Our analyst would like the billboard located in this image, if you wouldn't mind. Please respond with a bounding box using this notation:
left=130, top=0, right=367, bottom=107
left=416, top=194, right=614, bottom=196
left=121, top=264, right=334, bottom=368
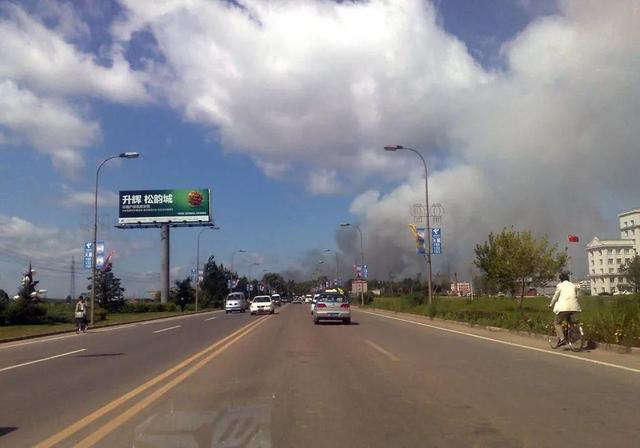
left=118, top=189, right=211, bottom=225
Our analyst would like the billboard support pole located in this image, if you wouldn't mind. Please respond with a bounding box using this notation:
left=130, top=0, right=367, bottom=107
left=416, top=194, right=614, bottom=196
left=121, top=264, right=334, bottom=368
left=160, top=224, right=170, bottom=304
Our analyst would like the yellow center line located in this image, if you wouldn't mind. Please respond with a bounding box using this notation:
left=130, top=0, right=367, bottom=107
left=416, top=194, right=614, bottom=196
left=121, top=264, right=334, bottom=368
left=34, top=316, right=269, bottom=448
left=74, top=315, right=271, bottom=447
left=365, top=339, right=400, bottom=362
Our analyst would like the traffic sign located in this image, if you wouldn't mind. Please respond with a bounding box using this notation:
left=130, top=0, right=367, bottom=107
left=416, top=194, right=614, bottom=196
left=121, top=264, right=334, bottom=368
left=83, top=241, right=105, bottom=269
left=431, top=228, right=442, bottom=254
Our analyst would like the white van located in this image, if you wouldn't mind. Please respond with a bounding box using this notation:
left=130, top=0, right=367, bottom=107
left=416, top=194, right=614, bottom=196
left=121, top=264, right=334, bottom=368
left=225, top=292, right=248, bottom=313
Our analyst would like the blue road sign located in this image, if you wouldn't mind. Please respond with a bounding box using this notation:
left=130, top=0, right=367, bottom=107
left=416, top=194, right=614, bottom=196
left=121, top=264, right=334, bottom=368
left=84, top=241, right=105, bottom=269
left=431, top=228, right=442, bottom=254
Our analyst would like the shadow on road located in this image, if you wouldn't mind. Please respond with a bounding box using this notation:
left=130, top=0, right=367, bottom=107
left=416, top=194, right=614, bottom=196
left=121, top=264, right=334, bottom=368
left=315, top=321, right=359, bottom=326
left=0, top=427, right=18, bottom=438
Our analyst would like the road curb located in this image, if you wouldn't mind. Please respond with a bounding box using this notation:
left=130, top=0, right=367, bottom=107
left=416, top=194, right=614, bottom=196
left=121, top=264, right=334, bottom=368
left=0, top=310, right=219, bottom=344
left=357, top=306, right=640, bottom=355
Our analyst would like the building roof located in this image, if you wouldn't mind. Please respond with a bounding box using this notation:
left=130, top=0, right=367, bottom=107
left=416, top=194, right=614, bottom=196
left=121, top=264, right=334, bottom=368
left=586, top=236, right=635, bottom=249
left=618, top=208, right=640, bottom=218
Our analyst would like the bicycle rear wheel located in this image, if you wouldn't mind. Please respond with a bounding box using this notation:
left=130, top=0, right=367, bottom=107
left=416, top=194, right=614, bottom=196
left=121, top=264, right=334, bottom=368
left=548, top=324, right=561, bottom=349
left=568, top=323, right=584, bottom=352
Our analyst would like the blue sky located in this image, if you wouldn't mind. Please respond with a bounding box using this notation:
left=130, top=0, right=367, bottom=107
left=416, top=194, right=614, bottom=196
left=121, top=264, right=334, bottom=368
left=1, top=0, right=638, bottom=297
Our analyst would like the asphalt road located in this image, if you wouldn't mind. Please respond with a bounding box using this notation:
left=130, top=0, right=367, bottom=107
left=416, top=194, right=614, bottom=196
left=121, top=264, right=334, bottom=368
left=1, top=304, right=639, bottom=447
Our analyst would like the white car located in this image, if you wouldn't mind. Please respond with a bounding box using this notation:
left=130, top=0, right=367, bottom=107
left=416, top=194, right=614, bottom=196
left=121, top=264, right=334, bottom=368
left=250, top=295, right=275, bottom=315
left=304, top=294, right=313, bottom=303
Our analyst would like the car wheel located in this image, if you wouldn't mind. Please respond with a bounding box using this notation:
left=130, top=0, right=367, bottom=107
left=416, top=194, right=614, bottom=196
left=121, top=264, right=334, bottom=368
left=313, top=317, right=319, bottom=325
left=343, top=318, right=351, bottom=325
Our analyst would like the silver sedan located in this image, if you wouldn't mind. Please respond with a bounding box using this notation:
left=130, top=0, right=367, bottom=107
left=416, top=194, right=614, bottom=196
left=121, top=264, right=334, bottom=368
left=312, top=293, right=351, bottom=325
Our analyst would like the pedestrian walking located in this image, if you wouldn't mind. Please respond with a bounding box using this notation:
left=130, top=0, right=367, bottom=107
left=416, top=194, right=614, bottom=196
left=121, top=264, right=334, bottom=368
left=75, top=296, right=88, bottom=333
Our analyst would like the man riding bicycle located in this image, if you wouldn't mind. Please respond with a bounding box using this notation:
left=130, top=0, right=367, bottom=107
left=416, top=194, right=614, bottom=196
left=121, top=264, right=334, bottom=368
left=549, top=272, right=581, bottom=346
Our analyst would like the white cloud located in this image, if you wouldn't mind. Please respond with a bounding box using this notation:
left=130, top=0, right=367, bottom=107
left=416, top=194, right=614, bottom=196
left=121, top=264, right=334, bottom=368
left=113, top=0, right=488, bottom=186
left=0, top=3, right=148, bottom=102
left=0, top=80, right=99, bottom=173
left=60, top=189, right=119, bottom=208
left=308, top=169, right=341, bottom=195
left=108, top=0, right=640, bottom=276
left=0, top=2, right=149, bottom=174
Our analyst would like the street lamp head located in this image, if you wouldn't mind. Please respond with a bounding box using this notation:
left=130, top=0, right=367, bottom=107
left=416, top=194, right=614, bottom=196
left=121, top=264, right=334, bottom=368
left=119, top=151, right=140, bottom=159
left=238, top=249, right=247, bottom=253
left=384, top=145, right=403, bottom=151
left=340, top=222, right=351, bottom=227
left=324, top=249, right=332, bottom=252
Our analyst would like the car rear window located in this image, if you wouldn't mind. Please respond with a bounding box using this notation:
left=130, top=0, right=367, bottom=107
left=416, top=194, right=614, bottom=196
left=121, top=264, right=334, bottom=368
left=254, top=297, right=271, bottom=303
left=318, top=294, right=347, bottom=303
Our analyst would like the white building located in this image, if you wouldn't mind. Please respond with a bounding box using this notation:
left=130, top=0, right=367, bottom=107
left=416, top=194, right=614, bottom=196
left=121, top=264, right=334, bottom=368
left=586, top=209, right=640, bottom=295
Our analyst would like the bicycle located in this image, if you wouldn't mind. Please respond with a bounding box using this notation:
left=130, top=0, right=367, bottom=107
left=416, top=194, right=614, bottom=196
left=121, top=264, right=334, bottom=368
left=548, top=316, right=585, bottom=352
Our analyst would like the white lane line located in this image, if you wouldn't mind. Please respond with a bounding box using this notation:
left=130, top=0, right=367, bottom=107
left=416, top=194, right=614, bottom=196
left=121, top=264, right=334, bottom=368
left=204, top=316, right=217, bottom=321
left=0, top=349, right=87, bottom=373
left=92, top=324, right=139, bottom=333
left=0, top=334, right=78, bottom=350
left=152, top=325, right=181, bottom=334
left=356, top=310, right=640, bottom=375
left=365, top=339, right=400, bottom=362
left=138, top=310, right=223, bottom=325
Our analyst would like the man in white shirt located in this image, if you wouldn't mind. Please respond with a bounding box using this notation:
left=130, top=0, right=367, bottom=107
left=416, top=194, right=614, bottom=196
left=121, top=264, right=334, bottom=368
left=549, top=273, right=581, bottom=345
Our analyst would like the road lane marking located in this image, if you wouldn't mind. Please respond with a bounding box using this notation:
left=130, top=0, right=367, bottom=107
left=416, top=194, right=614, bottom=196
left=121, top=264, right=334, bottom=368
left=153, top=325, right=181, bottom=334
left=34, top=316, right=270, bottom=448
left=0, top=334, right=78, bottom=350
left=365, top=339, right=400, bottom=362
left=0, top=311, right=224, bottom=349
left=73, top=315, right=271, bottom=447
left=0, top=349, right=87, bottom=373
left=356, top=310, right=640, bottom=375
left=204, top=316, right=217, bottom=321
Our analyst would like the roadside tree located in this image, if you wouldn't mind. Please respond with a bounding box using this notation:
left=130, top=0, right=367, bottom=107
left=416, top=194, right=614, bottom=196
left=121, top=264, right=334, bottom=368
left=173, top=277, right=194, bottom=311
left=474, top=228, right=566, bottom=308
left=87, top=269, right=125, bottom=312
left=201, top=256, right=230, bottom=308
left=620, top=255, right=640, bottom=293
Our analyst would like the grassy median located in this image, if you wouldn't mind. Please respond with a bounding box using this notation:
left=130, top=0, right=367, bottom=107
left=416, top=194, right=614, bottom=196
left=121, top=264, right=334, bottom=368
left=365, top=295, right=640, bottom=348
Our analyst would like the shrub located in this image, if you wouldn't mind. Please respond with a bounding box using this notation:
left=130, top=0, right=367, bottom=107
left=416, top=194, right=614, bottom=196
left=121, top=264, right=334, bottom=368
left=6, top=299, right=48, bottom=325
left=165, top=302, right=177, bottom=312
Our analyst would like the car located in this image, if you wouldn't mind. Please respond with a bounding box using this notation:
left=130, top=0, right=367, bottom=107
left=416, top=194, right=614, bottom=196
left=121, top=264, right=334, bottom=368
left=225, top=292, right=248, bottom=313
left=292, top=296, right=303, bottom=304
left=271, top=293, right=282, bottom=306
left=304, top=294, right=313, bottom=303
left=250, top=295, right=275, bottom=315
left=312, top=292, right=350, bottom=325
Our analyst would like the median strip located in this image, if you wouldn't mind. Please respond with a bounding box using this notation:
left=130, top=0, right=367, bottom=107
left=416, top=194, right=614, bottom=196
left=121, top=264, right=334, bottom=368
left=0, top=349, right=87, bottom=373
left=34, top=315, right=270, bottom=448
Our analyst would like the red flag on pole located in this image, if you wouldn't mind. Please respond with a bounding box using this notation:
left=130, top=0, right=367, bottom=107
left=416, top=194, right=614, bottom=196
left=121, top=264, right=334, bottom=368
left=568, top=235, right=579, bottom=243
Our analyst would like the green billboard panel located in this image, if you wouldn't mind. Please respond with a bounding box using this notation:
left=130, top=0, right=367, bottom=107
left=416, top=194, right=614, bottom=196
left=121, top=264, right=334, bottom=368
left=118, top=189, right=211, bottom=225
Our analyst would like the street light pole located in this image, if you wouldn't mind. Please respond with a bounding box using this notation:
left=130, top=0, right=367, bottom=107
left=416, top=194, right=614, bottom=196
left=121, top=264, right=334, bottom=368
left=91, top=152, right=139, bottom=325
left=384, top=144, right=433, bottom=305
left=340, top=223, right=365, bottom=306
left=195, top=225, right=218, bottom=312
